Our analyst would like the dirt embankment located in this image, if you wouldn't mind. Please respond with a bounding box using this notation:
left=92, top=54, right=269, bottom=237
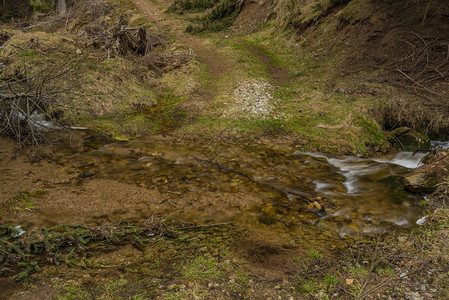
left=236, top=0, right=449, bottom=137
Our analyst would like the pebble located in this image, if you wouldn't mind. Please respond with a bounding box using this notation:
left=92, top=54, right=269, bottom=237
left=405, top=291, right=423, bottom=300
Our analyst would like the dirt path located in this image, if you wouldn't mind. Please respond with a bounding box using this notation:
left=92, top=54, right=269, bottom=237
left=131, top=0, right=228, bottom=81
left=241, top=42, right=292, bottom=84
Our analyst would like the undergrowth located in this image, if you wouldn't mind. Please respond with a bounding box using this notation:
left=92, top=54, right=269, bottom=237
left=0, top=219, right=176, bottom=281
left=168, top=0, right=219, bottom=13
left=185, top=0, right=243, bottom=33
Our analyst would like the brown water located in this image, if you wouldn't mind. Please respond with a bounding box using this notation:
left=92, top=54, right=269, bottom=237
left=33, top=136, right=427, bottom=237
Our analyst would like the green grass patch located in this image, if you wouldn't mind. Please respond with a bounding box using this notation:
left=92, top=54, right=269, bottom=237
left=56, top=278, right=158, bottom=300
left=182, top=256, right=224, bottom=282
left=307, top=250, right=323, bottom=261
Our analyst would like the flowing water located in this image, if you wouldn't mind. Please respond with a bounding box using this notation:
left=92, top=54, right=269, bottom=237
left=29, top=136, right=434, bottom=237
left=2, top=132, right=441, bottom=238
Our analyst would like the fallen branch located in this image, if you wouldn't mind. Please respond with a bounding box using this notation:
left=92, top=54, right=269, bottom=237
left=175, top=222, right=234, bottom=230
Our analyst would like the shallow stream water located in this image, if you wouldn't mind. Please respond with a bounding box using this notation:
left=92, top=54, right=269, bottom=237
left=43, top=136, right=445, bottom=237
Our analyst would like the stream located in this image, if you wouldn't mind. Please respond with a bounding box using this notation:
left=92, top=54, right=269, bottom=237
left=32, top=137, right=446, bottom=238
left=2, top=133, right=447, bottom=238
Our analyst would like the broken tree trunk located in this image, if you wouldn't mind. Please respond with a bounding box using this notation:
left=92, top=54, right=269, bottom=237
left=58, top=0, right=66, bottom=16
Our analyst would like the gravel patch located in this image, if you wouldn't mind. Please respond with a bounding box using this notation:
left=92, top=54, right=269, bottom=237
left=224, top=80, right=279, bottom=119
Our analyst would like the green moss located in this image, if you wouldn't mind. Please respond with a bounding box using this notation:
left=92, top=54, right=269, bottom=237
left=424, top=175, right=438, bottom=190
left=353, top=115, right=388, bottom=148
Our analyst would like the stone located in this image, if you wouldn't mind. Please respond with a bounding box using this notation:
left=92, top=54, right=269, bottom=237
left=388, top=127, right=430, bottom=151
left=405, top=291, right=424, bottom=300
left=398, top=236, right=407, bottom=243
left=76, top=49, right=82, bottom=55
left=345, top=278, right=354, bottom=285
left=404, top=169, right=437, bottom=193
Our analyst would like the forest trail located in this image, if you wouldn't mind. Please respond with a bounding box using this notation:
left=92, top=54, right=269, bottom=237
left=130, top=0, right=229, bottom=110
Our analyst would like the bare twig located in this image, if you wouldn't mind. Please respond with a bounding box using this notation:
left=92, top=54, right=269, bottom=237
left=175, top=222, right=233, bottom=230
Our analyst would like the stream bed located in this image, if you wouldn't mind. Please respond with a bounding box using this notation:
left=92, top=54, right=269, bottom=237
left=2, top=136, right=446, bottom=238
left=41, top=137, right=445, bottom=237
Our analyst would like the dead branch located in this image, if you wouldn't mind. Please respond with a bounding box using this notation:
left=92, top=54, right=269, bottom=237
left=175, top=222, right=234, bottom=230
left=0, top=61, right=82, bottom=146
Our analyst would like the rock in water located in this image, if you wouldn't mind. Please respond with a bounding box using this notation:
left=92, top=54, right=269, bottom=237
left=403, top=168, right=437, bottom=192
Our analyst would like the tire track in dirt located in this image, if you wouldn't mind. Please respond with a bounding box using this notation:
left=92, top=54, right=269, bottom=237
left=240, top=42, right=291, bottom=85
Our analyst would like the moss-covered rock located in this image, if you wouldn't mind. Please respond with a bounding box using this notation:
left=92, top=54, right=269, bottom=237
left=387, top=127, right=431, bottom=151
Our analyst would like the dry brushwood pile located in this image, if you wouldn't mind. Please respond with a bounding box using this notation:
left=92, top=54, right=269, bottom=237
left=383, top=31, right=449, bottom=134
left=0, top=218, right=178, bottom=281
left=0, top=63, right=77, bottom=145
left=65, top=0, right=194, bottom=72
